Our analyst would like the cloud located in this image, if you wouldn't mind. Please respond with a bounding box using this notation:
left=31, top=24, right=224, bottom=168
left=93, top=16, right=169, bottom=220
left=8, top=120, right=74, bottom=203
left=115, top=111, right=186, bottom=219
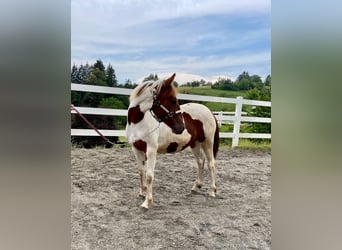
left=72, top=14, right=269, bottom=57
left=72, top=50, right=270, bottom=83
left=71, top=0, right=271, bottom=83
left=72, top=0, right=270, bottom=36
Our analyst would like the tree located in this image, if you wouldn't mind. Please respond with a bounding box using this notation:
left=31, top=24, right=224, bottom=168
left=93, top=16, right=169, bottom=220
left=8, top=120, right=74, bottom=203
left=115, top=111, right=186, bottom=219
left=245, top=86, right=271, bottom=141
left=71, top=64, right=78, bottom=83
left=93, top=59, right=105, bottom=72
left=76, top=63, right=92, bottom=84
left=237, top=78, right=252, bottom=90
left=191, top=80, right=200, bottom=87
left=220, top=78, right=236, bottom=90
left=123, top=79, right=137, bottom=89
left=212, top=76, right=246, bottom=90
left=82, top=61, right=107, bottom=106
left=264, top=74, right=271, bottom=86
left=143, top=73, right=159, bottom=82
left=236, top=71, right=250, bottom=83
left=71, top=60, right=120, bottom=148
left=71, top=64, right=81, bottom=105
left=250, top=74, right=263, bottom=90
left=250, top=74, right=262, bottom=83
left=86, top=68, right=106, bottom=86
left=105, top=64, right=118, bottom=87
left=236, top=71, right=252, bottom=90
left=71, top=63, right=92, bottom=106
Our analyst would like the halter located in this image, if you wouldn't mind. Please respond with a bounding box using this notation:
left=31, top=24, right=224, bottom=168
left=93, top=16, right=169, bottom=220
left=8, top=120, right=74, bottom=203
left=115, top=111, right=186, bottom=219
left=150, top=91, right=182, bottom=123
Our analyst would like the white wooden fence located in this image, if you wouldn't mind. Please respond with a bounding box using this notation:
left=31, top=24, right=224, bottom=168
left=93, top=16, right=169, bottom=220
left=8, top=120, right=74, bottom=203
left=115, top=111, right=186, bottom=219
left=71, top=83, right=271, bottom=147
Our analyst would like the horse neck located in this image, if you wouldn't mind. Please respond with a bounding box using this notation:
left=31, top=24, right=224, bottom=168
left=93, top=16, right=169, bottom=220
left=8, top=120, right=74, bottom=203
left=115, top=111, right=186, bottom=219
left=128, top=93, right=157, bottom=135
left=129, top=95, right=153, bottom=114
left=129, top=82, right=159, bottom=113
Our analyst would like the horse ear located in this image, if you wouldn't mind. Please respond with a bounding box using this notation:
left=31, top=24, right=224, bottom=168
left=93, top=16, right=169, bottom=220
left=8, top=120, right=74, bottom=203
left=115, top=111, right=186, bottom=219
left=163, top=73, right=176, bottom=87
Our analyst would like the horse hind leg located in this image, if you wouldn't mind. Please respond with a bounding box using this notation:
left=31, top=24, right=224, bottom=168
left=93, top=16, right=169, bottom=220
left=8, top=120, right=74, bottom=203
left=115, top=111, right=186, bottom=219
left=191, top=144, right=205, bottom=193
left=202, top=142, right=217, bottom=197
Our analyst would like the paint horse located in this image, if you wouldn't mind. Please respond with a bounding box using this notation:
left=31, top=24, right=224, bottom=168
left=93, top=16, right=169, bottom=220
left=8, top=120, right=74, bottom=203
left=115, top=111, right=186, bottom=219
left=126, top=73, right=219, bottom=209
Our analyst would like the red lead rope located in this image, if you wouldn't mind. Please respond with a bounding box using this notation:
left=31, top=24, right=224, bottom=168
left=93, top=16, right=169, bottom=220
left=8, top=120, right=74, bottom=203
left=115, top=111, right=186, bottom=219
left=70, top=104, right=114, bottom=145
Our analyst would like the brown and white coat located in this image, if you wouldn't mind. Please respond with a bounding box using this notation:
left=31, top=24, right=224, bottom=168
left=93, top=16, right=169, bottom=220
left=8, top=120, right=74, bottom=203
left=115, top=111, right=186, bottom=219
left=125, top=74, right=219, bottom=209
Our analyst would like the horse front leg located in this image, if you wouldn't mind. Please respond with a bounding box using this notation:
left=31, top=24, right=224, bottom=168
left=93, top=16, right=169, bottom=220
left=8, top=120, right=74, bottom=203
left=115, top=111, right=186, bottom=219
left=132, top=147, right=147, bottom=197
left=141, top=148, right=157, bottom=209
left=138, top=161, right=147, bottom=197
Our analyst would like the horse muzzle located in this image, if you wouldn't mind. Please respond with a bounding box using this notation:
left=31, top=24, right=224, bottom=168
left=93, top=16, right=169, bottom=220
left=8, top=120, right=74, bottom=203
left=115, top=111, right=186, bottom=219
left=172, top=123, right=185, bottom=134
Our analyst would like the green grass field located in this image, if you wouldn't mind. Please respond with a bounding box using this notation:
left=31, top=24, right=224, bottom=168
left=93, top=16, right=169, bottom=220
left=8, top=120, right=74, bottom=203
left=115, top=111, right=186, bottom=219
left=177, top=86, right=247, bottom=111
left=177, top=85, right=246, bottom=98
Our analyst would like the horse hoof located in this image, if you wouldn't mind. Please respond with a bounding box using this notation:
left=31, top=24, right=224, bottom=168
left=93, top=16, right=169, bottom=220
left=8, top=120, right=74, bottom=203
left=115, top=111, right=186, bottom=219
left=191, top=189, right=199, bottom=194
left=208, top=186, right=217, bottom=197
left=140, top=205, right=149, bottom=210
left=141, top=203, right=148, bottom=209
left=191, top=184, right=202, bottom=193
left=208, top=190, right=216, bottom=198
left=141, top=199, right=152, bottom=209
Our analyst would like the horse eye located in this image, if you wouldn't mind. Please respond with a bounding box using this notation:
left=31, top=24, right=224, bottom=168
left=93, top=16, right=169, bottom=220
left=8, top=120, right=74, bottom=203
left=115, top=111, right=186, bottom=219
left=170, top=99, right=177, bottom=105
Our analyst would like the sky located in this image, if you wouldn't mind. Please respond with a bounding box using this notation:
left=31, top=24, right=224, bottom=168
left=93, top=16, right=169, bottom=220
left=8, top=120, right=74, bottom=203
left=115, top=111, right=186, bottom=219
left=71, top=0, right=271, bottom=84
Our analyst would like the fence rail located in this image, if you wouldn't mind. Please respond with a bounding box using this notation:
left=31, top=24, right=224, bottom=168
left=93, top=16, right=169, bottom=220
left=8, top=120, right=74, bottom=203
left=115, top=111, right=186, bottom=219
left=71, top=83, right=271, bottom=147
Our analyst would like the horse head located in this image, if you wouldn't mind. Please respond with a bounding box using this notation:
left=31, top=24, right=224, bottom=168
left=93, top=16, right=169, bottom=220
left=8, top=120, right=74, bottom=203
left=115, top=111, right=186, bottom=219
left=150, top=73, right=185, bottom=134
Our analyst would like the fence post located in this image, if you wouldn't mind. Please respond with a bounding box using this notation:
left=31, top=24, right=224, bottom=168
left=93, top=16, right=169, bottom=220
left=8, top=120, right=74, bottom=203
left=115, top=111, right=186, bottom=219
left=232, top=96, right=243, bottom=147
left=218, top=111, right=223, bottom=126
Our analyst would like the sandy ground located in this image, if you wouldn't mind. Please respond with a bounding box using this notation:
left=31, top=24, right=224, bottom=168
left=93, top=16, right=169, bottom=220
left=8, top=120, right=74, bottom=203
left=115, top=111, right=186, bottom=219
left=71, top=146, right=271, bottom=249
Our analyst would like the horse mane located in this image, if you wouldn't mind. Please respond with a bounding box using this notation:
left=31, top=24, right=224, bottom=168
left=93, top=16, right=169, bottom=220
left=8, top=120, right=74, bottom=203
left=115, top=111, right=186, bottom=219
left=129, top=77, right=172, bottom=106
left=129, top=81, right=154, bottom=106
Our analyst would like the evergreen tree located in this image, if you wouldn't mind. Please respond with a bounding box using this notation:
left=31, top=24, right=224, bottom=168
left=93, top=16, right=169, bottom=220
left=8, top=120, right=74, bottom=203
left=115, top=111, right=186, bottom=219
left=71, top=63, right=91, bottom=105
left=71, top=64, right=78, bottom=83
left=77, top=63, right=92, bottom=84
left=143, top=73, right=159, bottom=82
left=106, top=64, right=117, bottom=87
left=93, top=59, right=105, bottom=72
left=82, top=62, right=107, bottom=106
left=86, top=67, right=106, bottom=86
left=124, top=79, right=137, bottom=89
left=71, top=60, right=129, bottom=148
left=77, top=64, right=85, bottom=83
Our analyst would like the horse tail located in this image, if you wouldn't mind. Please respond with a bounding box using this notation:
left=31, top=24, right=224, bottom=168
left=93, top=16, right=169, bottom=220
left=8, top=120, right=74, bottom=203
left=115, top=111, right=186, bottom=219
left=213, top=114, right=219, bottom=159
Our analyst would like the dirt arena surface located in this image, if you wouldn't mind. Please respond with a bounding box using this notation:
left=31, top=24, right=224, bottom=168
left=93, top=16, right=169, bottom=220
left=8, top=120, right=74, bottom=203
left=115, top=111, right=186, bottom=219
left=71, top=146, right=271, bottom=249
